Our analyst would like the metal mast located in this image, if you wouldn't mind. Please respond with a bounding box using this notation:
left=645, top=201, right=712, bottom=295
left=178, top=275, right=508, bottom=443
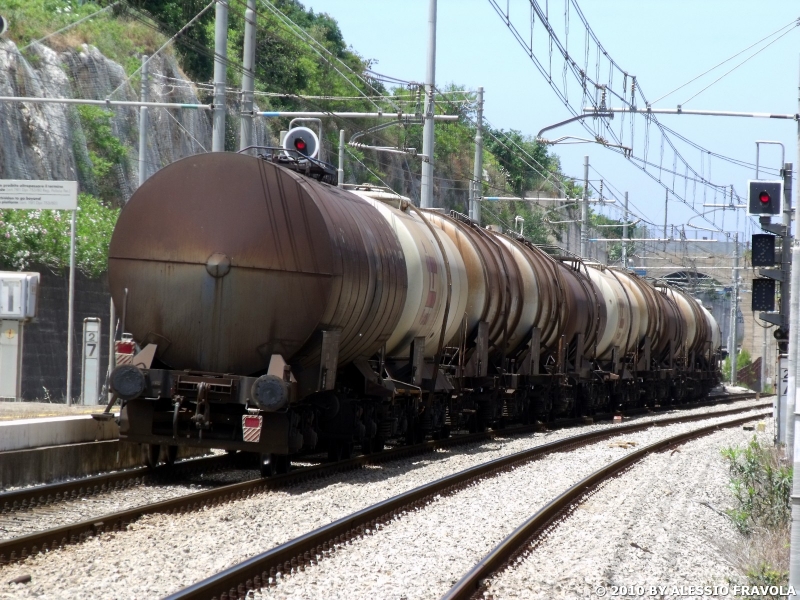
left=138, top=55, right=149, bottom=186
left=470, top=86, right=484, bottom=223
left=212, top=0, right=229, bottom=152
left=420, top=0, right=437, bottom=208
left=239, top=0, right=256, bottom=152
left=788, top=55, right=800, bottom=593
left=729, top=232, right=739, bottom=386
left=580, top=155, right=589, bottom=257
left=622, top=191, right=629, bottom=268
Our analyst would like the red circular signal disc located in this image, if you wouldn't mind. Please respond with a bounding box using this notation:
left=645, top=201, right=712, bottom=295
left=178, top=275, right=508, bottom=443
left=295, top=139, right=307, bottom=150
left=759, top=191, right=770, bottom=204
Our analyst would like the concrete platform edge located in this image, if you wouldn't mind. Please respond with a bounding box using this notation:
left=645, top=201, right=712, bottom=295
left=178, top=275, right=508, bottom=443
left=0, top=441, right=203, bottom=488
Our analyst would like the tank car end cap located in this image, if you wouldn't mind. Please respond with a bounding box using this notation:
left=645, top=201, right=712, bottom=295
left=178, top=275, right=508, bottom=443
left=110, top=365, right=146, bottom=401
left=252, top=374, right=289, bottom=412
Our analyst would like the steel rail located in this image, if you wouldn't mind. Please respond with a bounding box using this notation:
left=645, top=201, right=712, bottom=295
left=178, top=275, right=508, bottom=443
left=0, top=391, right=755, bottom=516
left=440, top=411, right=770, bottom=600
left=0, top=393, right=762, bottom=567
left=0, top=416, right=545, bottom=520
left=0, top=414, right=555, bottom=566
left=0, top=453, right=234, bottom=515
left=162, top=402, right=769, bottom=600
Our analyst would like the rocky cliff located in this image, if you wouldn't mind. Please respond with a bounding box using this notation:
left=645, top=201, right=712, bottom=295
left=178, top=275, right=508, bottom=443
left=0, top=39, right=272, bottom=201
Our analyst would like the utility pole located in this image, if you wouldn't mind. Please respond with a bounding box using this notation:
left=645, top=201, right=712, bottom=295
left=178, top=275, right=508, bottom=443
left=783, top=160, right=795, bottom=448
left=663, top=189, right=669, bottom=252
left=239, top=0, right=256, bottom=152
left=138, top=55, right=148, bottom=186
left=338, top=129, right=345, bottom=187
left=729, top=232, right=739, bottom=386
left=469, top=86, right=484, bottom=224
left=580, top=155, right=589, bottom=258
left=788, top=56, right=800, bottom=594
left=622, top=191, right=629, bottom=268
left=65, top=209, right=76, bottom=404
left=788, top=224, right=800, bottom=448
left=763, top=313, right=768, bottom=395
left=212, top=0, right=228, bottom=152
left=420, top=0, right=437, bottom=208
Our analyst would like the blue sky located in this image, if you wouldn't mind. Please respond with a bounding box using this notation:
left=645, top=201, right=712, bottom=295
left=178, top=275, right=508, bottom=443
left=304, top=0, right=799, bottom=240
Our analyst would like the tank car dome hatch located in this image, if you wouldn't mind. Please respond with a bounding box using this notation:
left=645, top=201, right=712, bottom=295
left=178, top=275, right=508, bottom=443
left=108, top=153, right=407, bottom=375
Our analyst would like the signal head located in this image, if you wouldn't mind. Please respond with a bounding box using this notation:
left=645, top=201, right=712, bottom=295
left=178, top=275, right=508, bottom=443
left=282, top=126, right=319, bottom=159
left=747, top=179, right=782, bottom=216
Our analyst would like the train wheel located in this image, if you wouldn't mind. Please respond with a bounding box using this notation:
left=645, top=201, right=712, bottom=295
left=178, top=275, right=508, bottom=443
left=259, top=453, right=277, bottom=477
left=143, top=443, right=160, bottom=469
left=327, top=441, right=353, bottom=461
left=467, top=414, right=485, bottom=434
left=341, top=442, right=353, bottom=460
left=164, top=445, right=178, bottom=466
left=275, top=454, right=291, bottom=475
left=432, top=425, right=451, bottom=440
left=327, top=443, right=343, bottom=462
left=366, top=437, right=385, bottom=453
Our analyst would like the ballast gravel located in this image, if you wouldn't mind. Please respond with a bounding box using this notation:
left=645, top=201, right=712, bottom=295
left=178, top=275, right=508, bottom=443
left=485, top=426, right=769, bottom=599
left=0, top=399, right=767, bottom=600
left=0, top=467, right=259, bottom=541
left=251, top=410, right=766, bottom=600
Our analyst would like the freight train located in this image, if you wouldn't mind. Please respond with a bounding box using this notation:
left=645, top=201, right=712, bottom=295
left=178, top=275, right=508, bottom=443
left=106, top=149, right=721, bottom=475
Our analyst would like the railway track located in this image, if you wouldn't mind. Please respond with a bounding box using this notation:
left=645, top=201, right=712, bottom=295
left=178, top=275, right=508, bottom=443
left=0, top=389, right=759, bottom=516
left=160, top=400, right=770, bottom=600
left=0, top=453, right=235, bottom=514
left=0, top=393, right=764, bottom=570
left=439, top=414, right=764, bottom=600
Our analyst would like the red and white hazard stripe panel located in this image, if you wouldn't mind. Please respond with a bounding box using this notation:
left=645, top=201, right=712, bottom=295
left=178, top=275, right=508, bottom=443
left=242, top=415, right=263, bottom=443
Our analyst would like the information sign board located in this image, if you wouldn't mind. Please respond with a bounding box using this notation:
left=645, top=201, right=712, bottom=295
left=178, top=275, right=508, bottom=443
left=0, top=180, right=78, bottom=210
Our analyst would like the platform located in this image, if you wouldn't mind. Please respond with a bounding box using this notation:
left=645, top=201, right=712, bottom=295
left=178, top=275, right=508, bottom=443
left=0, top=401, right=204, bottom=487
left=0, top=400, right=107, bottom=421
left=0, top=413, right=119, bottom=452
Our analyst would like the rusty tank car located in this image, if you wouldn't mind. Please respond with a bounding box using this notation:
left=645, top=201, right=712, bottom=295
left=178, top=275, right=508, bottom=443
left=107, top=150, right=720, bottom=475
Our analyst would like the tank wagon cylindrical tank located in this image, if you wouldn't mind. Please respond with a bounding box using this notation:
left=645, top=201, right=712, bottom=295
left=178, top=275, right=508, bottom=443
left=107, top=152, right=721, bottom=473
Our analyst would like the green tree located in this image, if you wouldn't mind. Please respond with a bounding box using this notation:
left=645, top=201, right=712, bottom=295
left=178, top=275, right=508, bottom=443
left=0, top=194, right=119, bottom=277
left=75, top=105, right=128, bottom=205
left=722, top=348, right=752, bottom=381
left=484, top=128, right=552, bottom=197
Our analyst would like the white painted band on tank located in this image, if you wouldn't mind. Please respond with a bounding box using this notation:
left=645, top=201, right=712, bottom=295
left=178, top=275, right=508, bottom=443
left=612, top=269, right=650, bottom=347
left=424, top=213, right=486, bottom=341
left=493, top=235, right=541, bottom=352
left=670, top=289, right=700, bottom=356
left=354, top=195, right=468, bottom=357
left=586, top=266, right=637, bottom=360
left=698, top=302, right=721, bottom=360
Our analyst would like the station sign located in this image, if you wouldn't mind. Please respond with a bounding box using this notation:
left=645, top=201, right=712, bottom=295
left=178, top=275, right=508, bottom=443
left=0, top=180, right=78, bottom=210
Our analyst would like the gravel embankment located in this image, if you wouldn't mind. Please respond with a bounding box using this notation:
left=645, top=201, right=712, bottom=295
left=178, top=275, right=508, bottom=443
left=486, top=426, right=767, bottom=599
left=0, top=401, right=768, bottom=600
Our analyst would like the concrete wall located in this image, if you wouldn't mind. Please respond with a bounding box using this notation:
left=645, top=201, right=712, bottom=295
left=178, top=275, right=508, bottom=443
left=19, top=265, right=111, bottom=402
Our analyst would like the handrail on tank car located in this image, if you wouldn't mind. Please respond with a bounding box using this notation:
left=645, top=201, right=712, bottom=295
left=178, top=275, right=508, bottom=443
left=237, top=145, right=337, bottom=171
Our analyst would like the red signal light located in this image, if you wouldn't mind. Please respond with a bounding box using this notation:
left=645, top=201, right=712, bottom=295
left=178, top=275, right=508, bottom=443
left=759, top=191, right=771, bottom=204
left=294, top=139, right=307, bottom=151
